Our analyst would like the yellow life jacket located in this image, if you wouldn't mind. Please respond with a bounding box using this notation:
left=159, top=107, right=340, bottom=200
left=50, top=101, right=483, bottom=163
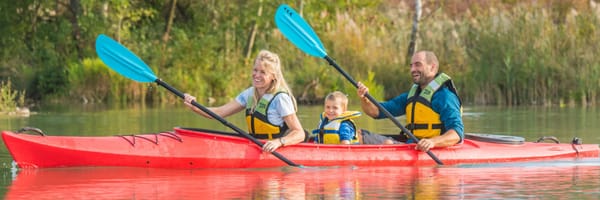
left=312, top=111, right=362, bottom=144
left=245, top=91, right=289, bottom=139
left=405, top=73, right=461, bottom=139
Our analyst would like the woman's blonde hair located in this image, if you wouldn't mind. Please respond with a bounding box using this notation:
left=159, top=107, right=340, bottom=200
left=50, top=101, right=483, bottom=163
left=252, top=50, right=297, bottom=110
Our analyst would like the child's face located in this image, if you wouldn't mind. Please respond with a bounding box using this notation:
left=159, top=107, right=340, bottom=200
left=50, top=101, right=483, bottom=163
left=324, top=98, right=345, bottom=120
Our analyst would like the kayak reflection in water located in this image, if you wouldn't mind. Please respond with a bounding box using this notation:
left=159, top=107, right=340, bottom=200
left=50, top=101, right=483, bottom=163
left=183, top=50, right=305, bottom=152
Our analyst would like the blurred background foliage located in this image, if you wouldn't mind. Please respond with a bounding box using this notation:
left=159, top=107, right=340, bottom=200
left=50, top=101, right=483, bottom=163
left=1, top=0, right=599, bottom=110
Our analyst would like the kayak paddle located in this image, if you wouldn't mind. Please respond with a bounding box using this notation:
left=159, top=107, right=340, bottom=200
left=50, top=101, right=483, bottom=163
left=274, top=4, right=444, bottom=165
left=95, top=34, right=302, bottom=167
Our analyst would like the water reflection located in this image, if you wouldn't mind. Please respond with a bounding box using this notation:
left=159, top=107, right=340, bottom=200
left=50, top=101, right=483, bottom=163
left=4, top=163, right=600, bottom=199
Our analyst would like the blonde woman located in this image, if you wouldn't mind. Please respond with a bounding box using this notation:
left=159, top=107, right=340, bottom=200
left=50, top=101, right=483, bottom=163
left=183, top=50, right=305, bottom=152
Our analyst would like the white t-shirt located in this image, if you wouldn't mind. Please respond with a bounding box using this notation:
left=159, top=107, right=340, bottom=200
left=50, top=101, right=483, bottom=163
left=235, top=87, right=295, bottom=126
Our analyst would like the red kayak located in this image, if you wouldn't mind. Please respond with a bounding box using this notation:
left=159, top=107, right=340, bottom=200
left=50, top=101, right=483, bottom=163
left=2, top=127, right=598, bottom=168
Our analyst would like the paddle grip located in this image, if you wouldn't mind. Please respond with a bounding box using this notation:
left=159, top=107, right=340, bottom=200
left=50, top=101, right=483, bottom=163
left=324, top=56, right=443, bottom=165
left=154, top=79, right=301, bottom=167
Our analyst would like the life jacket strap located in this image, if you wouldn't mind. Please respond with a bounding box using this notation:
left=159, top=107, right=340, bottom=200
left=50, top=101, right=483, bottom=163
left=406, top=123, right=443, bottom=130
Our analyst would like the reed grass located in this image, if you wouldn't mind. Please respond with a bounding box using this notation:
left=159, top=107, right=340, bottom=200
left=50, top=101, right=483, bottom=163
left=0, top=79, right=25, bottom=112
left=9, top=1, right=599, bottom=107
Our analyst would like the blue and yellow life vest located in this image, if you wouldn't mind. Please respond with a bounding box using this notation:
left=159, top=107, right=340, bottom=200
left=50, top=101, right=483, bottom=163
left=405, top=73, right=461, bottom=139
left=245, top=91, right=289, bottom=139
left=312, top=111, right=362, bottom=144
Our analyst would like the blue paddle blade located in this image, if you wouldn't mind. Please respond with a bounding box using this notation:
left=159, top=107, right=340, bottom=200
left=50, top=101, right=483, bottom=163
left=275, top=4, right=327, bottom=58
left=95, top=34, right=157, bottom=83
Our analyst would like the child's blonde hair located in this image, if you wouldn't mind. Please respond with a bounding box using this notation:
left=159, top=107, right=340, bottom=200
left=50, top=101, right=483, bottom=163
left=325, top=91, right=348, bottom=109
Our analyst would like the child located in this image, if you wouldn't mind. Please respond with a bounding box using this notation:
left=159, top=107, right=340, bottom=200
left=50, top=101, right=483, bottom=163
left=312, top=91, right=396, bottom=144
left=312, top=91, right=361, bottom=144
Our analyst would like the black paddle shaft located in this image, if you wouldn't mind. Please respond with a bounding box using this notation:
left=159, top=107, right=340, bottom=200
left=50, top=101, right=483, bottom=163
left=324, top=56, right=444, bottom=165
left=154, top=79, right=302, bottom=167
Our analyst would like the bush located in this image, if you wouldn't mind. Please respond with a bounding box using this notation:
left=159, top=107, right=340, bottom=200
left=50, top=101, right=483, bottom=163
left=0, top=79, right=25, bottom=112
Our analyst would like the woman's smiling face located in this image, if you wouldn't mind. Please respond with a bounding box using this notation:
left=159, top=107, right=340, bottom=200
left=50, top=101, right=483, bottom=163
left=252, top=63, right=274, bottom=91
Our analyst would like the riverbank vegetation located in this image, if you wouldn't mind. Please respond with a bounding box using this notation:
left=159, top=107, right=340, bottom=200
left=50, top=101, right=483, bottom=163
left=0, top=80, right=26, bottom=114
left=1, top=0, right=599, bottom=108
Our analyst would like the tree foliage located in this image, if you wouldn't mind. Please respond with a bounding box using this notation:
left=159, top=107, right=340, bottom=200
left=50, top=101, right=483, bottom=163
left=1, top=0, right=599, bottom=107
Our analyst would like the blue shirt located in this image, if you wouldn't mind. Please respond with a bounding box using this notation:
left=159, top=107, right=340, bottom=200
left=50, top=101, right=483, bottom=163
left=376, top=86, right=464, bottom=141
left=338, top=121, right=355, bottom=141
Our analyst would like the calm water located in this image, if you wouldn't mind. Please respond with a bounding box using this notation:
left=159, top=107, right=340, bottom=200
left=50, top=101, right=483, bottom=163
left=1, top=104, right=600, bottom=199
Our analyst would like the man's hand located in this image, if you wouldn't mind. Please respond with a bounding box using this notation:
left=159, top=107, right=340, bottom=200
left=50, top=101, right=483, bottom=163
left=357, top=82, right=369, bottom=100
left=416, top=138, right=435, bottom=152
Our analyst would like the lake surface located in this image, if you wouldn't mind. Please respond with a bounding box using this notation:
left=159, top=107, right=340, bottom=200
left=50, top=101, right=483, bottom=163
left=1, top=104, right=600, bottom=199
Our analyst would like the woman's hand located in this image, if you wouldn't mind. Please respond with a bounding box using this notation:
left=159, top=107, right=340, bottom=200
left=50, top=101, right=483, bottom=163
left=262, top=139, right=284, bottom=152
left=183, top=93, right=195, bottom=104
left=183, top=93, right=197, bottom=110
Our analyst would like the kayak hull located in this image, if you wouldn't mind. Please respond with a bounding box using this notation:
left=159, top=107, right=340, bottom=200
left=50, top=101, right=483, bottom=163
left=2, top=127, right=598, bottom=168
